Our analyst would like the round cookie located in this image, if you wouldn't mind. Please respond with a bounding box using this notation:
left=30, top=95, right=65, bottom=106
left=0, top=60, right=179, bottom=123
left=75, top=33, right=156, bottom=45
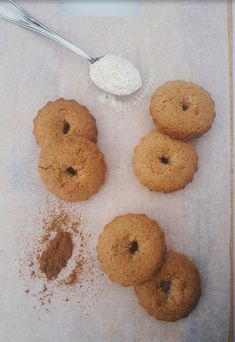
left=133, top=131, right=198, bottom=193
left=33, top=98, right=98, bottom=148
left=134, top=251, right=201, bottom=322
left=150, top=80, right=215, bottom=140
left=38, top=136, right=106, bottom=201
left=96, top=214, right=166, bottom=287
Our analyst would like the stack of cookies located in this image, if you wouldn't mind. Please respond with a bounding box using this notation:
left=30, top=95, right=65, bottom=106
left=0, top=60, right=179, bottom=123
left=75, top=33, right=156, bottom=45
left=33, top=98, right=106, bottom=201
left=97, top=213, right=201, bottom=322
left=133, top=80, right=215, bottom=193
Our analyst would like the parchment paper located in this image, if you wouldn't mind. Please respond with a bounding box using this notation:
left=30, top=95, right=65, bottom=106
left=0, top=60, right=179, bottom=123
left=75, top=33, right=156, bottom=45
left=0, top=1, right=231, bottom=341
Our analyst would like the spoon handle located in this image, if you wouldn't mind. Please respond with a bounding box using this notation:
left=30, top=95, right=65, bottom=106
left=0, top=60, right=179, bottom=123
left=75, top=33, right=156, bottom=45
left=0, top=0, right=95, bottom=63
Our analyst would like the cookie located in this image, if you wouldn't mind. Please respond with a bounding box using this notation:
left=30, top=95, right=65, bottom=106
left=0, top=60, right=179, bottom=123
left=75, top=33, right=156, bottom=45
left=38, top=136, right=106, bottom=201
left=150, top=80, right=215, bottom=140
left=33, top=98, right=98, bottom=148
left=133, top=131, right=198, bottom=193
left=134, top=251, right=201, bottom=322
left=96, top=214, right=166, bottom=287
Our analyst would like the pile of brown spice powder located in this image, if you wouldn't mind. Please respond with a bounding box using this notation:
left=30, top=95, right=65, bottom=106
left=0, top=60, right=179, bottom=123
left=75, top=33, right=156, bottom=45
left=39, top=229, right=73, bottom=280
left=19, top=207, right=102, bottom=311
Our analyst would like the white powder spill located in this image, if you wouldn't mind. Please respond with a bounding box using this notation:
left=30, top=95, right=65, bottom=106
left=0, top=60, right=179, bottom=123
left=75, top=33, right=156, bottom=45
left=98, top=68, right=156, bottom=112
left=89, top=54, right=142, bottom=96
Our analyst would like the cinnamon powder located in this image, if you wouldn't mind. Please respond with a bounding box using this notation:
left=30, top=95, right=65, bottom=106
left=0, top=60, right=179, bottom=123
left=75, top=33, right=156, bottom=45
left=63, top=260, right=84, bottom=286
left=39, top=229, right=73, bottom=280
left=20, top=208, right=98, bottom=310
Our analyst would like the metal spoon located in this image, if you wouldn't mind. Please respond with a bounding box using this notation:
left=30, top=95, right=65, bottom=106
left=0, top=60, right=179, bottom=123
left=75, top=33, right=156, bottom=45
left=0, top=0, right=142, bottom=95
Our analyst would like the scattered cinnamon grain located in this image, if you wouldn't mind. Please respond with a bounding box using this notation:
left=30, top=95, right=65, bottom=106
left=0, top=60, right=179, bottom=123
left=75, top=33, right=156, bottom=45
left=63, top=260, right=84, bottom=286
left=71, top=221, right=79, bottom=233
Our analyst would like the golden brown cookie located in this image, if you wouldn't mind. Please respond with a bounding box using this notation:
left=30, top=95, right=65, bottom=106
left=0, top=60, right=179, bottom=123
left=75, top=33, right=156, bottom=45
left=133, top=131, right=198, bottom=193
left=38, top=136, right=106, bottom=201
left=33, top=98, right=98, bottom=148
left=134, top=251, right=201, bottom=322
left=150, top=80, right=215, bottom=140
left=96, top=214, right=166, bottom=287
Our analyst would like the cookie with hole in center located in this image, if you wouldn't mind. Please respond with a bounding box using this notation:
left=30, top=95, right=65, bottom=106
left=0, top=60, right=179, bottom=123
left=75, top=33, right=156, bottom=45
left=33, top=98, right=98, bottom=148
left=96, top=214, right=166, bottom=287
left=134, top=251, right=201, bottom=322
left=133, top=131, right=198, bottom=193
left=150, top=80, right=215, bottom=140
left=38, top=136, right=106, bottom=201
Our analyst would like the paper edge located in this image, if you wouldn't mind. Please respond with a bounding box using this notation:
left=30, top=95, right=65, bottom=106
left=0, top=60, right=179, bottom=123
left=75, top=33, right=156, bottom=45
left=227, top=0, right=234, bottom=341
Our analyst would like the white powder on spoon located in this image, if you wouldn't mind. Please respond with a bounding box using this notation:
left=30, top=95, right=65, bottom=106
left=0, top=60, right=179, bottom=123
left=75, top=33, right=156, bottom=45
left=89, top=54, right=142, bottom=96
